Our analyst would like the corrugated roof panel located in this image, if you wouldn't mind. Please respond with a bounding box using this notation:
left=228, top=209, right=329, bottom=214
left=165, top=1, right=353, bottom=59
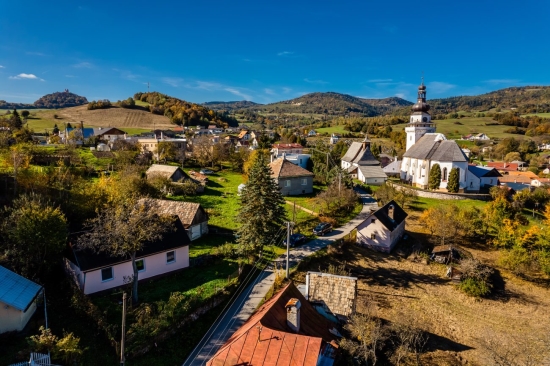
left=0, top=266, right=42, bottom=311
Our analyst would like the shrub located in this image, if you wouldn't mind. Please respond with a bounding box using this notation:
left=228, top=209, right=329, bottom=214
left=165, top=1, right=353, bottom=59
left=212, top=242, right=237, bottom=258
left=459, top=277, right=490, bottom=297
left=498, top=247, right=531, bottom=274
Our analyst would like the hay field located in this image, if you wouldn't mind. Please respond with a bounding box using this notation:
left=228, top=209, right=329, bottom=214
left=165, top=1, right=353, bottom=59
left=35, top=105, right=174, bottom=130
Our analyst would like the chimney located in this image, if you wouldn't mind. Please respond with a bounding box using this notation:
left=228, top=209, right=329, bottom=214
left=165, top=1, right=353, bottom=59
left=285, top=298, right=301, bottom=333
left=388, top=204, right=395, bottom=220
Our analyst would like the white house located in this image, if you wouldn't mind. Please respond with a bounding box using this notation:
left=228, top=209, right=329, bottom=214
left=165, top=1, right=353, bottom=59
left=329, top=134, right=340, bottom=145
left=466, top=165, right=502, bottom=192
left=93, top=127, right=127, bottom=142
left=0, top=266, right=43, bottom=333
left=356, top=201, right=407, bottom=253
left=341, top=138, right=387, bottom=185
left=66, top=220, right=191, bottom=295
left=383, top=159, right=401, bottom=177
left=308, top=129, right=317, bottom=137
left=472, top=133, right=490, bottom=141
left=400, top=82, right=469, bottom=190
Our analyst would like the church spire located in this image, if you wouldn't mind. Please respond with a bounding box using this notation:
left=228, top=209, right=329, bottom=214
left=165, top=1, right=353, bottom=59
left=412, top=78, right=430, bottom=113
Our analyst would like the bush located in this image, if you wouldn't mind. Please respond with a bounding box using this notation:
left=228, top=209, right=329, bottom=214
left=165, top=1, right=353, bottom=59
left=459, top=277, right=490, bottom=297
left=498, top=247, right=532, bottom=274
left=212, top=242, right=237, bottom=258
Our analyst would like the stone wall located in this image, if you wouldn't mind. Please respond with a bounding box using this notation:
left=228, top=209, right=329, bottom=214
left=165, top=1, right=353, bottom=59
left=389, top=182, right=491, bottom=201
left=306, top=272, right=357, bottom=318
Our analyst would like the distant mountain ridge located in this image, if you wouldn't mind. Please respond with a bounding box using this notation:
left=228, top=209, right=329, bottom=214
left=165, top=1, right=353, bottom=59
left=0, top=90, right=88, bottom=109
left=202, top=100, right=261, bottom=111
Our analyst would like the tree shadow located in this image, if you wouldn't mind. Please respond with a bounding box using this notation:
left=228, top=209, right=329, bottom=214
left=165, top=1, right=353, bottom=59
left=425, top=332, right=474, bottom=353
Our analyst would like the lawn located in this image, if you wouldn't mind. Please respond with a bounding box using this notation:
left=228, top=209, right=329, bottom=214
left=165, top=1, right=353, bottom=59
left=315, top=124, right=348, bottom=134
left=521, top=112, right=550, bottom=118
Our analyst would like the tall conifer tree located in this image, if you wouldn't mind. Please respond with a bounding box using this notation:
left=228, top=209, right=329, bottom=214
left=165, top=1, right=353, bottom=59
left=428, top=164, right=441, bottom=190
left=236, top=151, right=286, bottom=258
left=447, top=167, right=460, bottom=193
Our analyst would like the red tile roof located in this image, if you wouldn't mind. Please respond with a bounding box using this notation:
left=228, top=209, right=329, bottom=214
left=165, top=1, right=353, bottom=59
left=207, top=282, right=338, bottom=366
left=486, top=162, right=519, bottom=171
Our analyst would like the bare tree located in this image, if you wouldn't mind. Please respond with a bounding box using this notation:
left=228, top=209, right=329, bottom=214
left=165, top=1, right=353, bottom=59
left=76, top=197, right=174, bottom=304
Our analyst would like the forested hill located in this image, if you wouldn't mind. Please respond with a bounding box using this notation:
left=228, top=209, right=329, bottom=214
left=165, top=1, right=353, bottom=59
left=202, top=100, right=261, bottom=112
left=133, top=91, right=239, bottom=127
left=393, top=86, right=550, bottom=116
left=0, top=90, right=88, bottom=109
left=249, top=92, right=413, bottom=117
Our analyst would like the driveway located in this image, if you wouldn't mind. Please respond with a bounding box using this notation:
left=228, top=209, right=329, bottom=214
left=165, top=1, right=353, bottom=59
left=183, top=188, right=375, bottom=366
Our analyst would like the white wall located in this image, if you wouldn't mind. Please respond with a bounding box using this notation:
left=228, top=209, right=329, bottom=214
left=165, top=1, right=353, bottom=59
left=83, top=246, right=189, bottom=294
left=466, top=170, right=481, bottom=192
left=0, top=300, right=37, bottom=333
left=356, top=219, right=405, bottom=253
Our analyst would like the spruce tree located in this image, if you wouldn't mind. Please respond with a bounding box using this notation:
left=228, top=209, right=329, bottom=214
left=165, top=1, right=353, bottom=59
left=10, top=108, right=22, bottom=129
left=428, top=164, right=441, bottom=190
left=236, top=151, right=286, bottom=258
left=447, top=167, right=460, bottom=193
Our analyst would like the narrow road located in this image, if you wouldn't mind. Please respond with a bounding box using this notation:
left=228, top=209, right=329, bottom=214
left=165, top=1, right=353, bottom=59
left=183, top=189, right=376, bottom=366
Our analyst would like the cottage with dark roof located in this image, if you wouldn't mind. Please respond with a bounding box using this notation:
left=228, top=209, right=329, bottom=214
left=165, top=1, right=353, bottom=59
left=269, top=157, right=314, bottom=196
left=0, top=266, right=43, bottom=333
left=341, top=137, right=387, bottom=185
left=207, top=282, right=339, bottom=366
left=65, top=219, right=190, bottom=295
left=356, top=200, right=407, bottom=253
left=400, top=82, right=469, bottom=190
left=146, top=164, right=189, bottom=182
left=466, top=165, right=501, bottom=192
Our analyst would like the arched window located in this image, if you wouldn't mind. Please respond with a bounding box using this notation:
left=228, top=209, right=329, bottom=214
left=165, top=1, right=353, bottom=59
left=442, top=167, right=448, bottom=181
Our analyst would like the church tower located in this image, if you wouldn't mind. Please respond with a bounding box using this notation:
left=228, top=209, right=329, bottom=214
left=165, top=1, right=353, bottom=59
left=405, top=80, right=435, bottom=151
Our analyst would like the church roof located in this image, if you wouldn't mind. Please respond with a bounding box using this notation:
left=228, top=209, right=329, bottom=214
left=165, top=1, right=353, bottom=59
left=404, top=134, right=467, bottom=162
left=352, top=146, right=380, bottom=166
left=341, top=142, right=362, bottom=163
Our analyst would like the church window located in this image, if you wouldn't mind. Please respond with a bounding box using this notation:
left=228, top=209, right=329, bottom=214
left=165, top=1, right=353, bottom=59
left=442, top=167, right=448, bottom=181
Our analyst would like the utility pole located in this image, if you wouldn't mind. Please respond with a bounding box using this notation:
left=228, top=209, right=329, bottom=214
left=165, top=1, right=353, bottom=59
left=286, top=221, right=292, bottom=279
left=120, top=292, right=127, bottom=366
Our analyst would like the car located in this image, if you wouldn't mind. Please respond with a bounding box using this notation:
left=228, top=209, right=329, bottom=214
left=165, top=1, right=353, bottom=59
left=313, top=223, right=332, bottom=236
left=199, top=168, right=214, bottom=175
left=283, top=233, right=307, bottom=247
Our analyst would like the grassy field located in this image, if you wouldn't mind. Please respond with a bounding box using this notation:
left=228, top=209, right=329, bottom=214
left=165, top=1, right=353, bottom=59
left=315, top=124, right=348, bottom=134
left=521, top=112, right=550, bottom=118
left=393, top=117, right=523, bottom=140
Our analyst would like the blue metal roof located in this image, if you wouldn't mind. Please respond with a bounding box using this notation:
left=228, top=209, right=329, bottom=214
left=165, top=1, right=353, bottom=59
left=0, top=266, right=42, bottom=311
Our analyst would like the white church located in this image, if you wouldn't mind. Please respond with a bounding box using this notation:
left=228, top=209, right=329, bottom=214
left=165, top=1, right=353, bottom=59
left=400, top=82, right=468, bottom=190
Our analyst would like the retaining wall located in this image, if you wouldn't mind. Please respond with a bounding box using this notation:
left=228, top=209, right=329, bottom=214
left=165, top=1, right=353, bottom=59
left=389, top=182, right=491, bottom=201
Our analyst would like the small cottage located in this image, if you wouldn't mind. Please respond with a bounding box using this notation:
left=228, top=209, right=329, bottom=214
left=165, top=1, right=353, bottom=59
left=146, top=164, right=189, bottom=182
left=139, top=198, right=209, bottom=240
left=0, top=266, right=43, bottom=333
left=269, top=157, right=314, bottom=196
left=356, top=200, right=407, bottom=253
left=65, top=220, right=190, bottom=295
left=341, top=137, right=387, bottom=185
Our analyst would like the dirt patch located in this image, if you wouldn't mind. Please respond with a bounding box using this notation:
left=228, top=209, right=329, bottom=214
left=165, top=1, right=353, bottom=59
left=40, top=105, right=174, bottom=129
left=293, top=242, right=550, bottom=365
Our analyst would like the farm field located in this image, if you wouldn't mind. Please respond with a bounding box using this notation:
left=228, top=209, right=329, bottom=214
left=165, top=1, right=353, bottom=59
left=521, top=112, right=550, bottom=118
left=315, top=124, right=348, bottom=134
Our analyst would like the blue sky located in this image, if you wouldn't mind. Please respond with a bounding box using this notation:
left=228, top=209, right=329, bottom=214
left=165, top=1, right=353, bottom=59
left=1, top=0, right=549, bottom=104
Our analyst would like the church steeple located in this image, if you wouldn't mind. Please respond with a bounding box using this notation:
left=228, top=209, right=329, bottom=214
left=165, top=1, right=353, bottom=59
left=412, top=78, right=430, bottom=113
left=405, top=79, right=435, bottom=151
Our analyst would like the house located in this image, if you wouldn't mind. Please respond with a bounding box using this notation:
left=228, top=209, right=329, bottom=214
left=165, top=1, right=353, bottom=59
left=208, top=125, right=224, bottom=135
left=486, top=162, right=519, bottom=172
left=139, top=198, right=209, bottom=241
left=329, top=134, right=340, bottom=145
left=237, top=130, right=251, bottom=141
left=499, top=171, right=539, bottom=185
left=146, top=164, right=189, bottom=182
left=466, top=165, right=501, bottom=192
left=272, top=143, right=304, bottom=155
left=383, top=159, right=401, bottom=177
left=473, top=133, right=490, bottom=141
left=207, top=282, right=339, bottom=366
left=92, top=127, right=126, bottom=142
left=356, top=200, right=407, bottom=253
left=378, top=153, right=396, bottom=168
left=0, top=266, right=43, bottom=333
left=65, top=219, right=190, bottom=295
left=137, top=136, right=187, bottom=160
left=510, top=160, right=527, bottom=168
left=59, top=126, right=95, bottom=144
left=305, top=272, right=357, bottom=322
left=341, top=137, right=387, bottom=185
left=308, top=129, right=317, bottom=137
left=270, top=157, right=314, bottom=195
left=531, top=178, right=550, bottom=187
left=461, top=148, right=471, bottom=158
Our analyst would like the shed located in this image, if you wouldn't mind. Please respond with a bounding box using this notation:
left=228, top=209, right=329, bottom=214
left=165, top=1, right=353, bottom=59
left=146, top=164, right=189, bottom=182
left=0, top=266, right=43, bottom=333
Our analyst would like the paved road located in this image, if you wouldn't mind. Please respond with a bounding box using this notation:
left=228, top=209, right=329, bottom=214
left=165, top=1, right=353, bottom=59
left=183, top=189, right=376, bottom=366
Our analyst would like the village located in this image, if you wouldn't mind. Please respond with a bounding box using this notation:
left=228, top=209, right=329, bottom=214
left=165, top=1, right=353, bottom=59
left=1, top=82, right=550, bottom=366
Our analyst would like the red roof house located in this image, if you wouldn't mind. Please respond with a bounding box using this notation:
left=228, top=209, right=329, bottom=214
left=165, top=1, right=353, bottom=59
left=207, top=282, right=339, bottom=366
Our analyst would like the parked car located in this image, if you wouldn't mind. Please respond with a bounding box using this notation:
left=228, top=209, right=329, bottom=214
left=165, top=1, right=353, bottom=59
left=200, top=168, right=214, bottom=175
left=283, top=233, right=307, bottom=247
left=313, top=223, right=332, bottom=236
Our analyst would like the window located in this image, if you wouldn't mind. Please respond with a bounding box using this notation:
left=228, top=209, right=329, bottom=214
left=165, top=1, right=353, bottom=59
left=470, top=181, right=473, bottom=188
left=490, top=179, right=493, bottom=184
left=442, top=167, right=448, bottom=181
left=136, top=259, right=145, bottom=272
left=371, top=219, right=376, bottom=223
left=285, top=180, right=291, bottom=187
left=101, top=267, right=113, bottom=282
left=166, top=251, right=175, bottom=264
left=371, top=233, right=376, bottom=240
left=301, top=178, right=307, bottom=186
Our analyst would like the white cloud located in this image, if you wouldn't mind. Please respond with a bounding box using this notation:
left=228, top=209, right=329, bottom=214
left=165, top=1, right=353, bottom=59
left=0, top=65, right=4, bottom=68
left=264, top=88, right=275, bottom=95
left=304, top=78, right=328, bottom=85
left=224, top=88, right=251, bottom=101
left=162, top=77, right=184, bottom=87
left=196, top=81, right=222, bottom=91
left=73, top=62, right=93, bottom=69
left=277, top=51, right=294, bottom=56
left=282, top=87, right=292, bottom=94
left=9, top=73, right=44, bottom=81
left=368, top=78, right=393, bottom=83
left=427, top=81, right=456, bottom=94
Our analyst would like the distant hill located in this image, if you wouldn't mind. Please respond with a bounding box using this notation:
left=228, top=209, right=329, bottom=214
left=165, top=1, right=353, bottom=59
left=393, top=86, right=550, bottom=116
left=34, top=90, right=88, bottom=109
left=248, top=92, right=412, bottom=117
left=202, top=100, right=261, bottom=112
